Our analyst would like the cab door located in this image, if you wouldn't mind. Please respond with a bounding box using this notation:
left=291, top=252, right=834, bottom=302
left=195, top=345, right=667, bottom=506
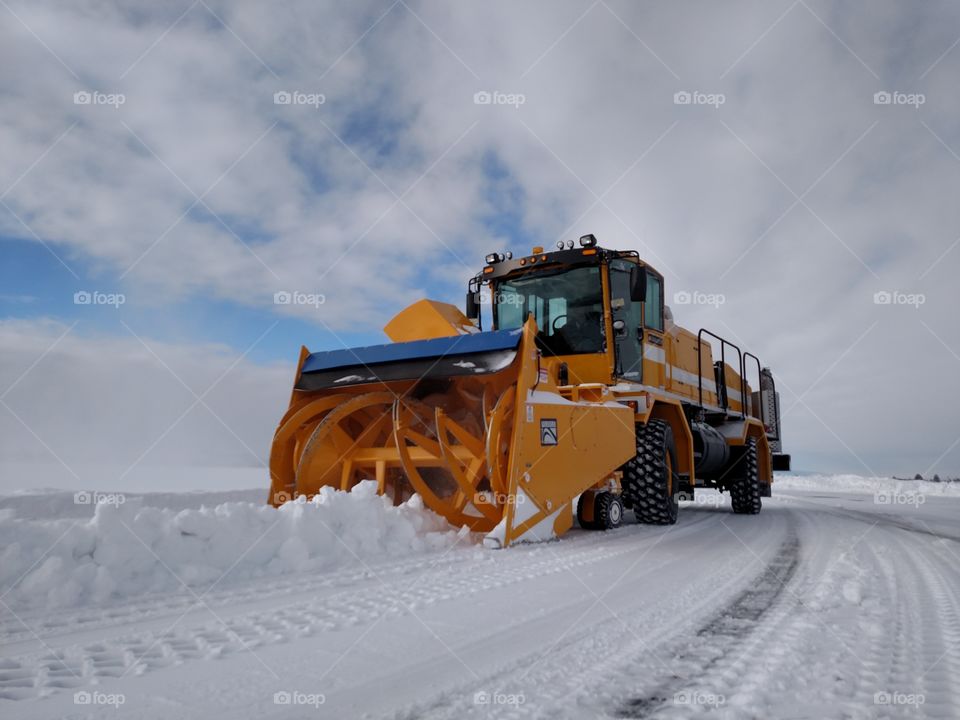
left=641, top=269, right=666, bottom=389
left=608, top=260, right=643, bottom=381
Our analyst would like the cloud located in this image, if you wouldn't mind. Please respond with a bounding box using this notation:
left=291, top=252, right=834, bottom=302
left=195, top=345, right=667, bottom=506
left=0, top=318, right=291, bottom=470
left=1, top=0, right=959, bottom=475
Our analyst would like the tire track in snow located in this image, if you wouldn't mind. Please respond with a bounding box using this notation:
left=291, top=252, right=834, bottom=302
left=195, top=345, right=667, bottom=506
left=721, top=509, right=890, bottom=719
left=622, top=503, right=960, bottom=720
left=401, top=510, right=789, bottom=720
left=0, top=515, right=718, bottom=701
left=780, top=496, right=960, bottom=544
left=882, top=531, right=960, bottom=716
left=0, top=513, right=719, bottom=647
left=616, top=527, right=800, bottom=718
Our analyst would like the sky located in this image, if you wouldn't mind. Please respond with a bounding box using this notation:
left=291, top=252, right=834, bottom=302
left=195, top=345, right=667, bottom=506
left=1, top=0, right=959, bottom=488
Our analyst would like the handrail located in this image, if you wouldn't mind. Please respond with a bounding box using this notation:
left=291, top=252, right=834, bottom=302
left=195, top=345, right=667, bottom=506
left=697, top=331, right=780, bottom=437
left=743, top=351, right=763, bottom=428
left=697, top=328, right=744, bottom=418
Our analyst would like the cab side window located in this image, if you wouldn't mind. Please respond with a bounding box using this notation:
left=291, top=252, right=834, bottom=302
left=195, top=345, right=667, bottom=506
left=644, top=272, right=663, bottom=331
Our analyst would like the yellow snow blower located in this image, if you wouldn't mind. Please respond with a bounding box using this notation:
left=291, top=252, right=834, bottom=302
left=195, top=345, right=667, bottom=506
left=268, top=236, right=789, bottom=547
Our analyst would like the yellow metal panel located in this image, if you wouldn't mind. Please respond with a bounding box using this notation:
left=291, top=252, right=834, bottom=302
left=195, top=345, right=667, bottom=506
left=498, top=320, right=636, bottom=547
left=552, top=353, right=613, bottom=386
left=383, top=298, right=477, bottom=342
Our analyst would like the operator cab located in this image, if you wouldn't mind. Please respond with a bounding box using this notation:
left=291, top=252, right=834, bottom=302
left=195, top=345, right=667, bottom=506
left=467, top=235, right=660, bottom=385
left=493, top=265, right=605, bottom=357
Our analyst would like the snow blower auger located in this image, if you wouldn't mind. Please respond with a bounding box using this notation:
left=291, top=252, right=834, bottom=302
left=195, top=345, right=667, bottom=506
left=268, top=299, right=636, bottom=547
left=269, top=235, right=789, bottom=547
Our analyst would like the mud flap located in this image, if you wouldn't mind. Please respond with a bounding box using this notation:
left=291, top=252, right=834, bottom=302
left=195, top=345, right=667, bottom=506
left=772, top=453, right=791, bottom=472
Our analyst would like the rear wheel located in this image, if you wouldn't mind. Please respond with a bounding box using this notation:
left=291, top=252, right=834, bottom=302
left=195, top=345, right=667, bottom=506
left=729, top=437, right=762, bottom=514
left=622, top=420, right=679, bottom=525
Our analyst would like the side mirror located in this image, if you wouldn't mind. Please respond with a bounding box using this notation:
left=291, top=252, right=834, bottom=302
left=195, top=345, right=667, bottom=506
left=629, top=266, right=647, bottom=303
left=465, top=292, right=479, bottom=320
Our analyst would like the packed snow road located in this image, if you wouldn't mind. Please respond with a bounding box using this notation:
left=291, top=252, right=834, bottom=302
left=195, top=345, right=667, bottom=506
left=1, top=476, right=958, bottom=719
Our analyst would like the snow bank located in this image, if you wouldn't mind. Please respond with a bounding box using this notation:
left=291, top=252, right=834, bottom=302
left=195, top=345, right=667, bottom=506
left=775, top=473, right=960, bottom=497
left=0, top=481, right=461, bottom=609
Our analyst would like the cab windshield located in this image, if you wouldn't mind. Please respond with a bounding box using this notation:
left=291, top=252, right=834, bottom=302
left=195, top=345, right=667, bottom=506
left=494, top=266, right=604, bottom=355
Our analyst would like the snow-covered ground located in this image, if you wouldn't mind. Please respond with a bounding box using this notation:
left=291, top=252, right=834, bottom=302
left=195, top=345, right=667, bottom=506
left=1, top=473, right=958, bottom=719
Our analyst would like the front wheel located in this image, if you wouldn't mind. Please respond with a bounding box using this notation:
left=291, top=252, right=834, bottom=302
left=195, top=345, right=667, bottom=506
left=577, top=491, right=624, bottom=530
left=595, top=492, right=623, bottom=529
left=622, top=420, right=679, bottom=525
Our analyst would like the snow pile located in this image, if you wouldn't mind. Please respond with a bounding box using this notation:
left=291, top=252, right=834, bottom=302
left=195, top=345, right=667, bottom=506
left=775, top=473, right=960, bottom=497
left=0, top=481, right=461, bottom=609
